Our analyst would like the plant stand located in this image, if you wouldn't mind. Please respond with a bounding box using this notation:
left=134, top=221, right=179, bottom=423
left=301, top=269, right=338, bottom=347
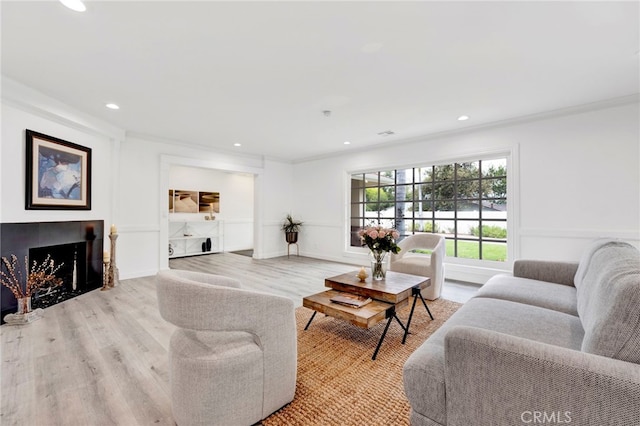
left=285, top=231, right=299, bottom=257
left=287, top=242, right=299, bottom=257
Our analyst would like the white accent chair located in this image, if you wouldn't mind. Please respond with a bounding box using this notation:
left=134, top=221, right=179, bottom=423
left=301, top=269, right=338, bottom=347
left=389, top=234, right=446, bottom=300
left=156, top=269, right=297, bottom=426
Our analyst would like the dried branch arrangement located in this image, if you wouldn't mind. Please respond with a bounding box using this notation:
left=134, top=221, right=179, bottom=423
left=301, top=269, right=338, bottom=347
left=1, top=254, right=64, bottom=310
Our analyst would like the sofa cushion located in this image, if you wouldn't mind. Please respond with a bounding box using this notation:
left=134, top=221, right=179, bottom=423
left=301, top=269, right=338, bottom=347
left=475, top=274, right=578, bottom=316
left=514, top=259, right=578, bottom=286
left=391, top=256, right=433, bottom=277
left=574, top=238, right=619, bottom=288
left=403, top=297, right=584, bottom=425
left=576, top=241, right=640, bottom=363
left=428, top=297, right=585, bottom=351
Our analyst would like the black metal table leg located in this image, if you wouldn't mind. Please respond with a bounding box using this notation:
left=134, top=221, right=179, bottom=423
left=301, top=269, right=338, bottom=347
left=421, top=293, right=434, bottom=320
left=402, top=286, right=435, bottom=344
left=304, top=311, right=317, bottom=330
left=393, top=313, right=408, bottom=335
left=402, top=291, right=420, bottom=344
left=372, top=315, right=394, bottom=360
left=372, top=307, right=409, bottom=359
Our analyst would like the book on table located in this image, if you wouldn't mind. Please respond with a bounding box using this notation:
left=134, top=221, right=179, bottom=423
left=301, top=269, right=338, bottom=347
left=330, top=292, right=372, bottom=308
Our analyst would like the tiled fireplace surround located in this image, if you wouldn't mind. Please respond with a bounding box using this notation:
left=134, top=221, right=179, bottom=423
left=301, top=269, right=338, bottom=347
left=0, top=220, right=104, bottom=322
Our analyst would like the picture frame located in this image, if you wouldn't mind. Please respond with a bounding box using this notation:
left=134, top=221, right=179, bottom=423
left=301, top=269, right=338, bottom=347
left=198, top=191, right=220, bottom=214
left=25, top=130, right=92, bottom=210
left=168, top=189, right=220, bottom=214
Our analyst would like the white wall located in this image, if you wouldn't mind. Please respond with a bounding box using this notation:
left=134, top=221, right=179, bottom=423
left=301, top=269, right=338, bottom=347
left=257, top=158, right=295, bottom=258
left=1, top=78, right=121, bottom=251
left=169, top=165, right=254, bottom=252
left=291, top=100, right=640, bottom=283
left=516, top=105, right=639, bottom=257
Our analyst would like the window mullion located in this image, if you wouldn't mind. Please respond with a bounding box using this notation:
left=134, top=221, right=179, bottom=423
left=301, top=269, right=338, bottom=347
left=478, top=161, right=483, bottom=260
left=350, top=157, right=507, bottom=262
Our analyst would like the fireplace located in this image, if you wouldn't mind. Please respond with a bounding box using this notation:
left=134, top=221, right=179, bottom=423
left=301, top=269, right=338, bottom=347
left=0, top=220, right=103, bottom=322
left=29, top=242, right=89, bottom=309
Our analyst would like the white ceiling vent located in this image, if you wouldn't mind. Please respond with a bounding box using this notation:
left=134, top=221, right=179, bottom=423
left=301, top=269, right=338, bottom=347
left=377, top=130, right=395, bottom=136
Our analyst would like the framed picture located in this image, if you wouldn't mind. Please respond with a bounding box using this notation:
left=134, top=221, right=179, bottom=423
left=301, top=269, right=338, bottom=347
left=25, top=130, right=92, bottom=210
left=168, top=189, right=221, bottom=214
left=199, top=191, right=220, bottom=213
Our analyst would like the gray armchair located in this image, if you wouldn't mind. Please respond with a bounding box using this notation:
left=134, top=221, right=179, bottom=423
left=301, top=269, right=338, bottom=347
left=156, top=269, right=297, bottom=426
left=389, top=233, right=446, bottom=300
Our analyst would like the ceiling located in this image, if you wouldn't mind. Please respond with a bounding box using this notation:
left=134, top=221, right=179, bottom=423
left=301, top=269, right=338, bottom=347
left=2, top=1, right=639, bottom=162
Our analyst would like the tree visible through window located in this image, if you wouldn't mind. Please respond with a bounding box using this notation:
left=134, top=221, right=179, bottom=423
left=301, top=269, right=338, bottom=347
left=350, top=158, right=507, bottom=261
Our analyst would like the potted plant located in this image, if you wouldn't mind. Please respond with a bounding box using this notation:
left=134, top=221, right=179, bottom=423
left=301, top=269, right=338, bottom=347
left=282, top=214, right=303, bottom=244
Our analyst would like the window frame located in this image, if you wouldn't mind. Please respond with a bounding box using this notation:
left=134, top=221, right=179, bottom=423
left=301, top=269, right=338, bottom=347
left=346, top=151, right=516, bottom=269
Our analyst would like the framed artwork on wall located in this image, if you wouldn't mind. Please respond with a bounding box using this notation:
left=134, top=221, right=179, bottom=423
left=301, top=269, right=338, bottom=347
left=168, top=189, right=220, bottom=214
left=199, top=191, right=220, bottom=214
left=173, top=190, right=199, bottom=213
left=25, top=129, right=92, bottom=210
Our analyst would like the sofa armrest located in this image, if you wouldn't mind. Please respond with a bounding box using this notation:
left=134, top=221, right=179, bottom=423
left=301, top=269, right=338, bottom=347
left=513, top=260, right=578, bottom=286
left=444, top=326, right=640, bottom=426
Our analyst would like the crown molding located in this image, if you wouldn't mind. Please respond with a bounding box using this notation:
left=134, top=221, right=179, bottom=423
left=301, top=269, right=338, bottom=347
left=126, top=131, right=296, bottom=167
left=1, top=76, right=126, bottom=140
left=292, top=93, right=639, bottom=164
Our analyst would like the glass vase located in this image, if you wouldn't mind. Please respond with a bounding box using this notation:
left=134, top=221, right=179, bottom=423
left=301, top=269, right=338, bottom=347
left=17, top=297, right=32, bottom=314
left=369, top=251, right=387, bottom=281
left=3, top=296, right=42, bottom=325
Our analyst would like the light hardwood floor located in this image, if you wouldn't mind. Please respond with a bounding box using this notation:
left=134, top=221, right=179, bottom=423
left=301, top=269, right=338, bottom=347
left=0, top=253, right=478, bottom=425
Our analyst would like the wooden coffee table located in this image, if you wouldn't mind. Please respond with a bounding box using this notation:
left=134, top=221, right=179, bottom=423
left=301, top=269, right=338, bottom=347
left=303, top=270, right=433, bottom=360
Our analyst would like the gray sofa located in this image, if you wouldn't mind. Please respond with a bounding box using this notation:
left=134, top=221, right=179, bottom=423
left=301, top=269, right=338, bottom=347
left=403, top=239, right=640, bottom=426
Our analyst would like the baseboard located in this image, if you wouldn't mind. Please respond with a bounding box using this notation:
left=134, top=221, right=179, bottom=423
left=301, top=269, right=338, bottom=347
left=444, top=263, right=508, bottom=285
left=119, top=269, right=158, bottom=280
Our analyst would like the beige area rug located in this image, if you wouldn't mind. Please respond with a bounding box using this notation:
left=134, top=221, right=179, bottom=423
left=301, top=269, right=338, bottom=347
left=262, top=298, right=462, bottom=426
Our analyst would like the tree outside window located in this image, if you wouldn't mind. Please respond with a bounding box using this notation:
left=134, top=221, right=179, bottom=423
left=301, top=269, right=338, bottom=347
left=350, top=158, right=507, bottom=261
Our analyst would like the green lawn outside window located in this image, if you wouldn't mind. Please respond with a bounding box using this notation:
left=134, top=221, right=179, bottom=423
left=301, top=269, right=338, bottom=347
left=445, top=240, right=507, bottom=261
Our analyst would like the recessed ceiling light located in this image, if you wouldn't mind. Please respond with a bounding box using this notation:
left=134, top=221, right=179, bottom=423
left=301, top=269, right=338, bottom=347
left=105, top=103, right=119, bottom=110
left=60, top=0, right=86, bottom=12
left=344, top=141, right=351, bottom=145
left=457, top=115, right=470, bottom=121
left=234, top=143, right=241, bottom=147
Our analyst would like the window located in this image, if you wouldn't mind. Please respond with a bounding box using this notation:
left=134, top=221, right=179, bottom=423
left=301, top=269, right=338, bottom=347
left=350, top=158, right=507, bottom=261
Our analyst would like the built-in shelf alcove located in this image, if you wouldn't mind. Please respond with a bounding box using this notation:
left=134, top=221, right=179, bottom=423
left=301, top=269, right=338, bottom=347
left=0, top=220, right=103, bottom=322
